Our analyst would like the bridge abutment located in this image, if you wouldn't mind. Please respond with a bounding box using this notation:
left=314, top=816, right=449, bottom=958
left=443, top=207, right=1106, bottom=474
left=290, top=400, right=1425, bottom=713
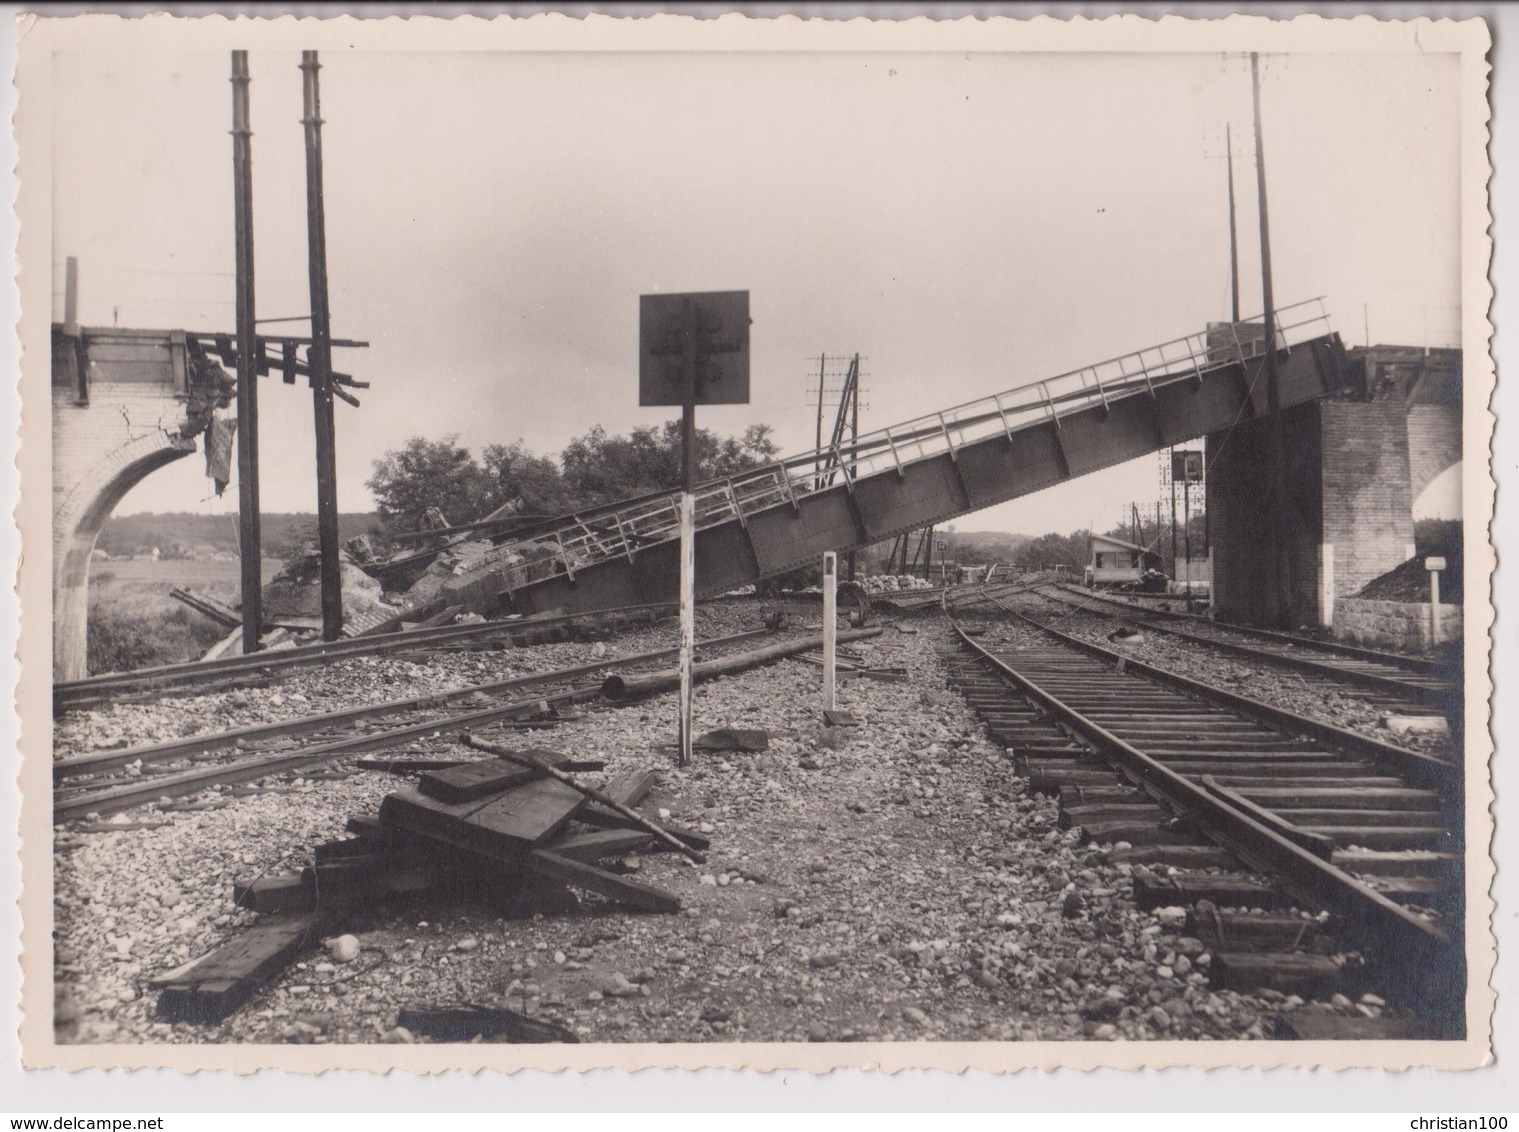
left=51, top=328, right=230, bottom=679
left=1208, top=345, right=1461, bottom=630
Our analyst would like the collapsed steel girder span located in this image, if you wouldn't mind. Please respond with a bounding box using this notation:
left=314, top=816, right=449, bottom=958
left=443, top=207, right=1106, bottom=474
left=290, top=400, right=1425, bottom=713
left=500, top=303, right=1349, bottom=616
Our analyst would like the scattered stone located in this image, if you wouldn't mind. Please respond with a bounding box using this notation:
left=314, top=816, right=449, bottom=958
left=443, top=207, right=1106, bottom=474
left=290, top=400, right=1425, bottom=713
left=327, top=935, right=361, bottom=963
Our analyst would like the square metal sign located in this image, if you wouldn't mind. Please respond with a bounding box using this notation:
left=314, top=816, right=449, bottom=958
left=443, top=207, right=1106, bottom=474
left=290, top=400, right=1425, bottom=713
left=1171, top=449, right=1204, bottom=482
left=639, top=290, right=750, bottom=407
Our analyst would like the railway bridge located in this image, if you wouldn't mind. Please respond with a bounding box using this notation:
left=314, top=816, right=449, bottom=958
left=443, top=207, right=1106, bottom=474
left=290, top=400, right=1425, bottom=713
left=467, top=301, right=1360, bottom=623
left=51, top=325, right=233, bottom=680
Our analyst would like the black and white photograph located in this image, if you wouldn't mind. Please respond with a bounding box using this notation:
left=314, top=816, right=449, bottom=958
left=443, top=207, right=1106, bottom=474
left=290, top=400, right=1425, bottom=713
left=13, top=10, right=1495, bottom=1076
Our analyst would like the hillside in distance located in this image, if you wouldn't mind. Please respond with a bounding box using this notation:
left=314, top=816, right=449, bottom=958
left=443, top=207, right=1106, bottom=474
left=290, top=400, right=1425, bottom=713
left=98, top=512, right=382, bottom=558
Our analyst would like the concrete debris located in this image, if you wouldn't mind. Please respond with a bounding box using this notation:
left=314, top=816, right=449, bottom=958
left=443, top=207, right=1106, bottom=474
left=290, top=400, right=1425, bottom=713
left=861, top=575, right=937, bottom=593
left=261, top=551, right=403, bottom=638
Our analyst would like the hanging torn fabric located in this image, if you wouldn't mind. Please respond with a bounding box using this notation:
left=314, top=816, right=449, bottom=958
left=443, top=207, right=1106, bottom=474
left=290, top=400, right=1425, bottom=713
left=205, top=416, right=236, bottom=496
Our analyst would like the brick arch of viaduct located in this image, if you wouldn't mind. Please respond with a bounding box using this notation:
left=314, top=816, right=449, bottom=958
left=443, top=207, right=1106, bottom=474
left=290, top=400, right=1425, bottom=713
left=52, top=430, right=199, bottom=680
left=51, top=327, right=230, bottom=680
left=1407, top=403, right=1463, bottom=505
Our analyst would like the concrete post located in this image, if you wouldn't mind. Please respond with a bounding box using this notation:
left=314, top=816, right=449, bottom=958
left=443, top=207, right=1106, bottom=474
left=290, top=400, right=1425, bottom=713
left=1426, top=556, right=1446, bottom=645
left=822, top=551, right=837, bottom=712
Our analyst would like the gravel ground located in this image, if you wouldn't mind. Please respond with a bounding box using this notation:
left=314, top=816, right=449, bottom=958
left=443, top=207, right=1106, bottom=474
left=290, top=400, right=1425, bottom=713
left=53, top=601, right=1385, bottom=1046
left=1012, top=593, right=1458, bottom=763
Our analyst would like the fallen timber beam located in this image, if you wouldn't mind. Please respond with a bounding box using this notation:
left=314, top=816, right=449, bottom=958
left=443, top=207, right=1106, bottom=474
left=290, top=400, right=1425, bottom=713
left=462, top=733, right=705, bottom=862
left=169, top=587, right=243, bottom=629
left=55, top=628, right=769, bottom=781
left=599, top=626, right=884, bottom=700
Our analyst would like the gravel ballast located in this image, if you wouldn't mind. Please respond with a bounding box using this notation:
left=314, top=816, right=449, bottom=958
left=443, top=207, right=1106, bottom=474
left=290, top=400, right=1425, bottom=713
left=1011, top=592, right=1459, bottom=763
left=53, top=600, right=1383, bottom=1046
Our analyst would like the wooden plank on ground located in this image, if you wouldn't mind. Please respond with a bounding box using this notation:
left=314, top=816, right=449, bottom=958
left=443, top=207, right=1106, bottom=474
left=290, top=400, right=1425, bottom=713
left=381, top=776, right=587, bottom=861
left=545, top=828, right=656, bottom=864
left=155, top=913, right=326, bottom=1023
left=232, top=875, right=314, bottom=915
left=574, top=807, right=710, bottom=851
left=600, top=767, right=659, bottom=807
left=419, top=758, right=559, bottom=804
left=528, top=849, right=681, bottom=913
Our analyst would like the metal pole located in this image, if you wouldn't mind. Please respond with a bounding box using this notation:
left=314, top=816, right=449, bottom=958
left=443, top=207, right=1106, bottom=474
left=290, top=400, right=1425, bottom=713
left=677, top=298, right=698, bottom=767
left=301, top=50, right=343, bottom=642
left=1169, top=451, right=1178, bottom=585
left=847, top=354, right=859, bottom=583
left=1183, top=474, right=1193, bottom=612
left=231, top=51, right=263, bottom=656
left=1226, top=122, right=1240, bottom=323
left=814, top=353, right=826, bottom=490
left=1202, top=438, right=1210, bottom=557
left=822, top=551, right=837, bottom=712
left=63, top=255, right=79, bottom=335
left=1252, top=52, right=1296, bottom=629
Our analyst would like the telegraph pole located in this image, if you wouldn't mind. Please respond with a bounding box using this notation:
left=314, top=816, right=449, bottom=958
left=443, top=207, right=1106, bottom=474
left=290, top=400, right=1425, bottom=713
left=230, top=51, right=263, bottom=655
left=1252, top=52, right=1297, bottom=628
left=301, top=51, right=343, bottom=641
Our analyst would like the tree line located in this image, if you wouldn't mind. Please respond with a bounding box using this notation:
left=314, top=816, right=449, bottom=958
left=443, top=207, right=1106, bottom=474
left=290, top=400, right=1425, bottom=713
left=366, top=422, right=779, bottom=538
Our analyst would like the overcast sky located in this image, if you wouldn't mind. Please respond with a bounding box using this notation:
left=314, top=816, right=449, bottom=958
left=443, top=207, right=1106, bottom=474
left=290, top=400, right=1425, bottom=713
left=51, top=43, right=1464, bottom=534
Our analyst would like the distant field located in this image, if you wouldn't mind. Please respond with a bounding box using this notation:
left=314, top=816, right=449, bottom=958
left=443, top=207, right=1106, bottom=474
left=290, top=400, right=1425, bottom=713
left=88, top=556, right=286, bottom=619
left=84, top=556, right=287, bottom=674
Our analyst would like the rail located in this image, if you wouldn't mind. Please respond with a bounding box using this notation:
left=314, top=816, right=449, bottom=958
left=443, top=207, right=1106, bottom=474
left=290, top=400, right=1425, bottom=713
left=503, top=301, right=1332, bottom=592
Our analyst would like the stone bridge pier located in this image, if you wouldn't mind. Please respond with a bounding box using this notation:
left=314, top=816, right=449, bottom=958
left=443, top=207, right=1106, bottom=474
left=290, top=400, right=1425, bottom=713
left=52, top=326, right=232, bottom=679
left=1207, top=344, right=1463, bottom=629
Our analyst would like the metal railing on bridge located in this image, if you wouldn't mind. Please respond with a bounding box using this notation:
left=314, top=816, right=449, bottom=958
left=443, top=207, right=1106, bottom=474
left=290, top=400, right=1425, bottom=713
left=505, top=300, right=1332, bottom=592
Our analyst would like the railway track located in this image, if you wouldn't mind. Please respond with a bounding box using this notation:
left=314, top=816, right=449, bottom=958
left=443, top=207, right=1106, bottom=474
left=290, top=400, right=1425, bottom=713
left=52, top=625, right=790, bottom=824
left=943, top=596, right=1464, bottom=1037
left=52, top=602, right=678, bottom=715
left=1053, top=582, right=1459, bottom=700
left=1029, top=585, right=1461, bottom=730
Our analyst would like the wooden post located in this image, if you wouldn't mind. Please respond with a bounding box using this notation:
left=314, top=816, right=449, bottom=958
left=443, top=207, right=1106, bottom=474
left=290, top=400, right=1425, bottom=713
left=231, top=50, right=263, bottom=655
left=301, top=50, right=343, bottom=642
left=677, top=298, right=698, bottom=767
left=822, top=551, right=837, bottom=712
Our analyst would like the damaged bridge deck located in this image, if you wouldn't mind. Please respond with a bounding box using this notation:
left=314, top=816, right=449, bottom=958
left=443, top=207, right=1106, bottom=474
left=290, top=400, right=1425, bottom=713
left=443, top=303, right=1347, bottom=618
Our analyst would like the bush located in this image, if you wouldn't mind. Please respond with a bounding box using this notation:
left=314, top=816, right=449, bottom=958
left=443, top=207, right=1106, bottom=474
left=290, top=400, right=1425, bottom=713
left=87, top=604, right=230, bottom=675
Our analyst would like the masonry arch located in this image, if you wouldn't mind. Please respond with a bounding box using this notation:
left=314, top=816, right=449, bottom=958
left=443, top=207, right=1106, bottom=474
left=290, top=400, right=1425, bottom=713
left=52, top=430, right=198, bottom=680
left=1407, top=403, right=1463, bottom=505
